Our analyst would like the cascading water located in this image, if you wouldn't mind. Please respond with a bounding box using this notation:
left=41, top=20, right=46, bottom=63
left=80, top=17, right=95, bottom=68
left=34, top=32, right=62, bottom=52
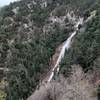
left=48, top=14, right=83, bottom=82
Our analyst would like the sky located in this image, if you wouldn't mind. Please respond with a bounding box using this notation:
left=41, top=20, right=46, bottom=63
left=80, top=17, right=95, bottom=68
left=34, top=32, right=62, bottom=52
left=0, top=0, right=19, bottom=7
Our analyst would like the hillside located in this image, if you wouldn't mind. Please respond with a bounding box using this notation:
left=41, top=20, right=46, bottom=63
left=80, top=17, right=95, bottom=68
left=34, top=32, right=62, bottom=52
left=0, top=0, right=100, bottom=100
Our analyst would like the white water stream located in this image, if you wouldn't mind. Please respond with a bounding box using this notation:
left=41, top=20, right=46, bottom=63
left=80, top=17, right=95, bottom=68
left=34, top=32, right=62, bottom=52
left=48, top=14, right=83, bottom=82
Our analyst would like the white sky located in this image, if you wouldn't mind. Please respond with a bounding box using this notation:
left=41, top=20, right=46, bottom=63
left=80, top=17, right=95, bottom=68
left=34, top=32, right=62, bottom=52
left=0, top=0, right=20, bottom=7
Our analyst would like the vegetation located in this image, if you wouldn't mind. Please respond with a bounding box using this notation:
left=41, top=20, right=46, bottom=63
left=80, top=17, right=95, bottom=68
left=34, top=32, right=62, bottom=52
left=0, top=90, right=6, bottom=100
left=60, top=0, right=100, bottom=75
left=97, top=84, right=100, bottom=100
left=0, top=0, right=71, bottom=99
left=0, top=0, right=98, bottom=100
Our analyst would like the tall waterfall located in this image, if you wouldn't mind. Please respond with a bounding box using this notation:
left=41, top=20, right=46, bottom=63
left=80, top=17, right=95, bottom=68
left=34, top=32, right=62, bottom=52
left=48, top=14, right=83, bottom=82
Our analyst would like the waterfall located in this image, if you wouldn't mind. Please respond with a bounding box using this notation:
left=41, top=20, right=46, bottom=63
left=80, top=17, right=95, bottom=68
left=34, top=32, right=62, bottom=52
left=48, top=15, right=83, bottom=82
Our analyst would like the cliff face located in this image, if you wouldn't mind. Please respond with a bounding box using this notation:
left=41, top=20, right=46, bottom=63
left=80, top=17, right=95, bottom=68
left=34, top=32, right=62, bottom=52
left=0, top=0, right=100, bottom=100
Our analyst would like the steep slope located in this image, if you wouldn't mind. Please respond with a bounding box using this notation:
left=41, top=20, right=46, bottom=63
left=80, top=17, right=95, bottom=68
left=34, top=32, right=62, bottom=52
left=60, top=1, right=100, bottom=76
left=28, top=0, right=100, bottom=100
left=28, top=6, right=100, bottom=99
left=28, top=65, right=99, bottom=100
left=0, top=0, right=99, bottom=100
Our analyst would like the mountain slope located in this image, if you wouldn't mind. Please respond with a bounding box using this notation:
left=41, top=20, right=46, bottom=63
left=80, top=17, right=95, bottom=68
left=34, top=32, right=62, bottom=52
left=0, top=0, right=99, bottom=100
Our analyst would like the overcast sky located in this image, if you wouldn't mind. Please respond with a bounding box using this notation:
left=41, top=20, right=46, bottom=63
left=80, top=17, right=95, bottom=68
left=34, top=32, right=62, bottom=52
left=0, top=0, right=20, bottom=7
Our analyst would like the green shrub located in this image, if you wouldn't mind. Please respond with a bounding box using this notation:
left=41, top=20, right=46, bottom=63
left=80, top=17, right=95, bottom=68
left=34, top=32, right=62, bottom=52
left=0, top=90, right=6, bottom=100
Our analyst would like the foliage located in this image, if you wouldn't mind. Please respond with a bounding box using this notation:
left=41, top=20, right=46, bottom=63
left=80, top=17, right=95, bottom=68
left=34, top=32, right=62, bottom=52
left=0, top=90, right=6, bottom=100
left=31, top=7, right=49, bottom=26
left=60, top=0, right=100, bottom=76
left=0, top=0, right=98, bottom=99
left=97, top=84, right=100, bottom=100
left=97, top=85, right=100, bottom=93
left=60, top=50, right=73, bottom=77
